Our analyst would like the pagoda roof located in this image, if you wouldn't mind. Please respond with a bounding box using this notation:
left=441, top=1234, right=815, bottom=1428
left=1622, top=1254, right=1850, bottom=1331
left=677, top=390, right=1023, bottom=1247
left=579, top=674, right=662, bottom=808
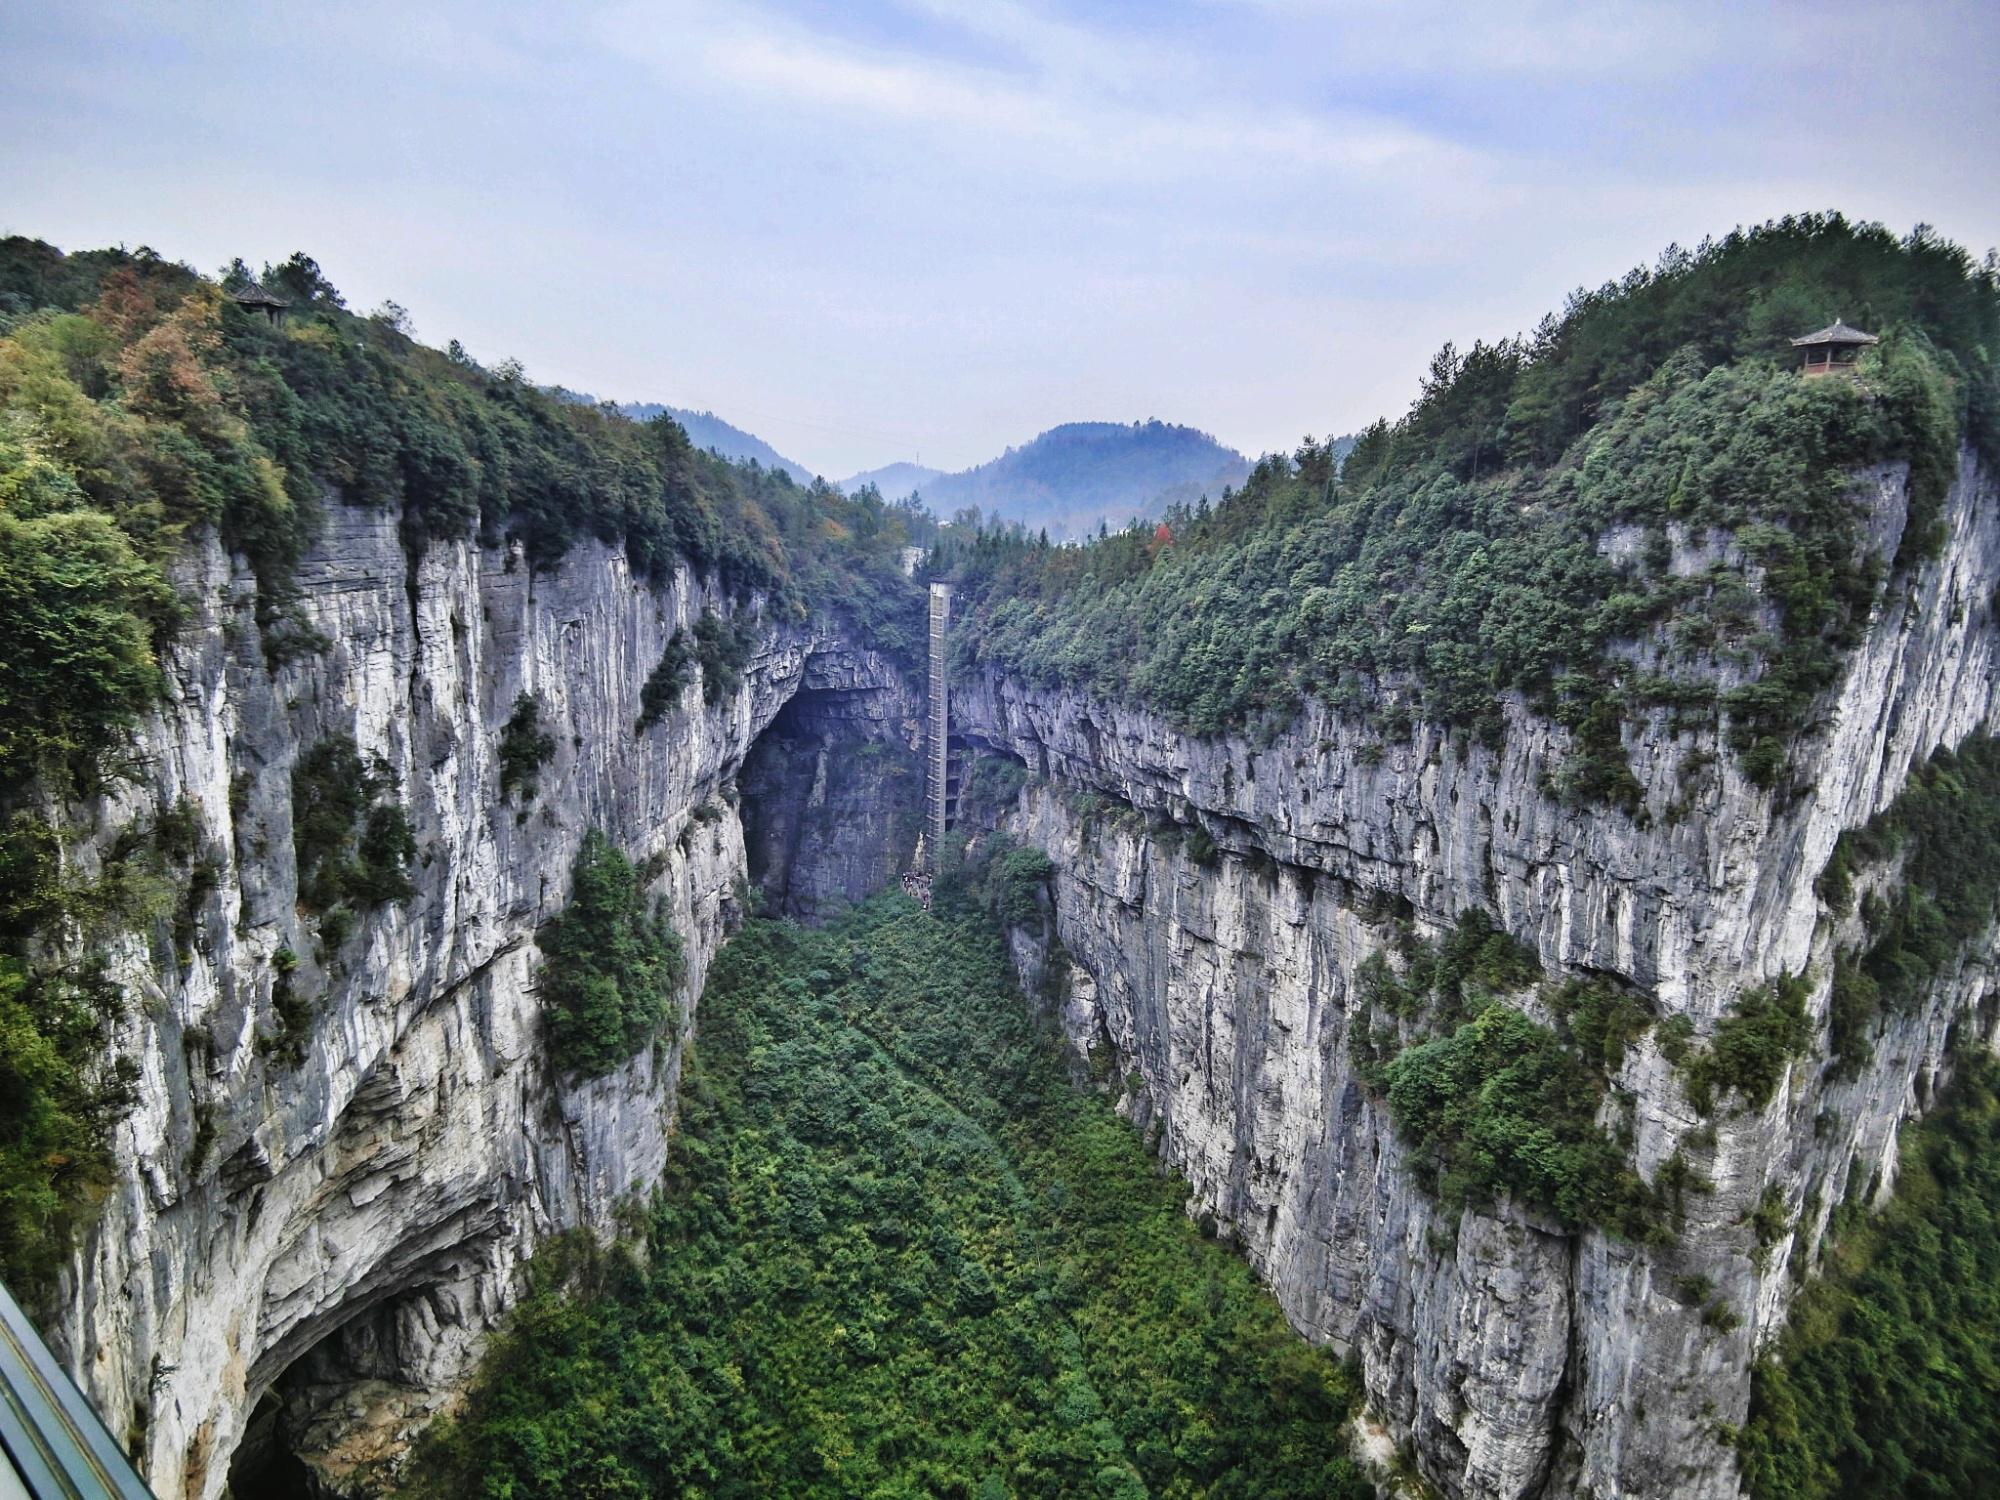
left=229, top=283, right=290, bottom=310
left=1789, top=318, right=1878, bottom=348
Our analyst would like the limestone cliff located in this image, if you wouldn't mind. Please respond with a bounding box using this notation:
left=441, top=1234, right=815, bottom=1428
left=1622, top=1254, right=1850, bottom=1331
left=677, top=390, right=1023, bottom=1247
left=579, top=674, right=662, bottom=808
left=46, top=502, right=916, bottom=1499
left=952, top=449, right=2000, bottom=1499
left=741, top=680, right=924, bottom=922
left=40, top=444, right=2000, bottom=1500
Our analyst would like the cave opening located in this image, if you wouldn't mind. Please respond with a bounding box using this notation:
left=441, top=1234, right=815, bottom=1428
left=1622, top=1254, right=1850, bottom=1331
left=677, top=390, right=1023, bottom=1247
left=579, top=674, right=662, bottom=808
left=226, top=1381, right=327, bottom=1500
left=221, top=1292, right=438, bottom=1500
left=738, top=684, right=922, bottom=923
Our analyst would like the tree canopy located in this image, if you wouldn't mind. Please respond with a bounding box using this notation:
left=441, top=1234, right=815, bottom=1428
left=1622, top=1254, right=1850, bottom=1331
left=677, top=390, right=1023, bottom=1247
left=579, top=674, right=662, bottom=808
left=933, top=215, right=1996, bottom=798
left=405, top=894, right=1372, bottom=1499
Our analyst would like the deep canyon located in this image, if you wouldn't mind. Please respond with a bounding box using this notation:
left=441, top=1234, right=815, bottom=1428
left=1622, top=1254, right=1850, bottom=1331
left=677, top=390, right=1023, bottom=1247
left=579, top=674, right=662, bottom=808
left=35, top=440, right=1999, bottom=1499
left=5, top=219, right=1998, bottom=1500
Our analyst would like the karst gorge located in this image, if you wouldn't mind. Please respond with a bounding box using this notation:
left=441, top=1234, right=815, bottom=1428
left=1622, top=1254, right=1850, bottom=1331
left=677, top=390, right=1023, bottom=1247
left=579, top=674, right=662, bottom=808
left=2, top=215, right=1999, bottom=1500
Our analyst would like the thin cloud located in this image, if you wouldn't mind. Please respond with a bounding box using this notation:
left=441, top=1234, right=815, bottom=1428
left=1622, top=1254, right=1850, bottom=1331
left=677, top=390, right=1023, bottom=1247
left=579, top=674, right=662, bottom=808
left=598, top=0, right=1466, bottom=179
left=2, top=0, right=1992, bottom=475
left=1197, top=0, right=1727, bottom=78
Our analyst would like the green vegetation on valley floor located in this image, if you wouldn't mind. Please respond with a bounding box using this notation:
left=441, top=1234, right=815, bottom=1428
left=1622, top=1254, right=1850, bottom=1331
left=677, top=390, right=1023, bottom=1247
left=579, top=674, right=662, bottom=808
left=1737, top=1054, right=2000, bottom=1500
left=401, top=892, right=1370, bottom=1499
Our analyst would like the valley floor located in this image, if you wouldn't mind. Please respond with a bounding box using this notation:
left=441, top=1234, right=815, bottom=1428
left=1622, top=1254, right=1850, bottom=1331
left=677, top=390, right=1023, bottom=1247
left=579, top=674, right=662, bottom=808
left=397, top=893, right=1370, bottom=1499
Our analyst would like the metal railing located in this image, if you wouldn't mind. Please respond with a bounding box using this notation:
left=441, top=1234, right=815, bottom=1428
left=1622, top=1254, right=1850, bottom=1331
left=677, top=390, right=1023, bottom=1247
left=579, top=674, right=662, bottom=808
left=0, top=1280, right=157, bottom=1498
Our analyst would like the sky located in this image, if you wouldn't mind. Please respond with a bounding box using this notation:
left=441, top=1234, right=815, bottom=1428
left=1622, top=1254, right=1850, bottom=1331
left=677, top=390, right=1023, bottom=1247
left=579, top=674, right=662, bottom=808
left=2, top=2, right=1996, bottom=477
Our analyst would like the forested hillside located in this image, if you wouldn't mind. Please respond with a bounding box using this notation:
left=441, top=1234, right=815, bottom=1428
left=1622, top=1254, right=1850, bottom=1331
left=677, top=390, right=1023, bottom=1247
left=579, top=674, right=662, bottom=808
left=616, top=401, right=817, bottom=487
left=935, top=216, right=1997, bottom=799
left=402, top=893, right=1371, bottom=1500
left=0, top=237, right=928, bottom=1295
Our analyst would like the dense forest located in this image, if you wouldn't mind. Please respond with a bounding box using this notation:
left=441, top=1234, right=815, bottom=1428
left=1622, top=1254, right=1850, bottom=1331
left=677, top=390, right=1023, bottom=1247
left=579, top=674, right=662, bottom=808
left=0, top=237, right=930, bottom=1297
left=1736, top=1056, right=2000, bottom=1499
left=401, top=892, right=1370, bottom=1500
left=933, top=216, right=1998, bottom=798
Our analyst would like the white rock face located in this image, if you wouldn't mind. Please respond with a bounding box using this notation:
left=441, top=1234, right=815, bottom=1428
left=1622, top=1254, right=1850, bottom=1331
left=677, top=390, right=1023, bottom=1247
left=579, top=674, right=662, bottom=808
left=954, top=451, right=2000, bottom=1499
left=39, top=450, right=2000, bottom=1500
left=46, top=504, right=912, bottom=1499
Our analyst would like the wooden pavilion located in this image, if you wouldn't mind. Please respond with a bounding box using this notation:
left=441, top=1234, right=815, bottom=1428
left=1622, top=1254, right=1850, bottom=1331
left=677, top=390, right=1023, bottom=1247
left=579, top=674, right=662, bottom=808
left=1790, top=318, right=1878, bottom=377
left=229, top=283, right=291, bottom=326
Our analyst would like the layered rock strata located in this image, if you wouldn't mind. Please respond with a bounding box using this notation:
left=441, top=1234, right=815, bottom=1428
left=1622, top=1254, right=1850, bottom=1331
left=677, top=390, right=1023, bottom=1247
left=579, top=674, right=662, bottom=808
left=953, top=451, right=2000, bottom=1499
left=51, top=503, right=914, bottom=1499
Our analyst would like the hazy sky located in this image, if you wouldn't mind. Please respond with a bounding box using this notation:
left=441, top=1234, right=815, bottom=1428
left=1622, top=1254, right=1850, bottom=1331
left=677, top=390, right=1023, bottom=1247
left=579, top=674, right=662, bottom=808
left=2, top=2, right=1995, bottom=476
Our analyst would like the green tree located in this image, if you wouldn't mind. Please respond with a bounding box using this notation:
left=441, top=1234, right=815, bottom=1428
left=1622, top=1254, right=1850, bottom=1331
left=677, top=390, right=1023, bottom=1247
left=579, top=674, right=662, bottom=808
left=538, top=831, right=683, bottom=1077
left=405, top=895, right=1372, bottom=1499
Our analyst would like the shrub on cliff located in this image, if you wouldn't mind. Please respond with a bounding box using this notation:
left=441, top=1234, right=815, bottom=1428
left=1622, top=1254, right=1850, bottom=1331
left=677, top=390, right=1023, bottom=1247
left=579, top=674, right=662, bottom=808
left=0, top=957, right=131, bottom=1300
left=497, top=692, right=556, bottom=802
left=1381, top=1004, right=1650, bottom=1231
left=1679, top=973, right=1815, bottom=1114
left=0, top=803, right=194, bottom=1298
left=291, top=734, right=417, bottom=957
left=538, top=830, right=683, bottom=1078
left=635, top=630, right=692, bottom=732
left=693, top=608, right=755, bottom=705
left=1352, top=914, right=1668, bottom=1236
left=957, top=833, right=1056, bottom=925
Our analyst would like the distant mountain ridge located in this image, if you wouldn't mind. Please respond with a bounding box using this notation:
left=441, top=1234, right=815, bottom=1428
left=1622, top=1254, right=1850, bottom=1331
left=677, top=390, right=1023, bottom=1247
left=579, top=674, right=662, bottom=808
left=863, top=420, right=1252, bottom=538
left=618, top=401, right=817, bottom=486
left=838, top=461, right=945, bottom=500
left=575, top=397, right=1251, bottom=537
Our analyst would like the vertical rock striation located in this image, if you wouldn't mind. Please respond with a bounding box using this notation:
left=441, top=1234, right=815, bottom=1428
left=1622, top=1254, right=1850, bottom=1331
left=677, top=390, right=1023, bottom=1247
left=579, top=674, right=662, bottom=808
left=953, top=450, right=2000, bottom=1499
left=48, top=502, right=913, bottom=1499
left=39, top=445, right=1999, bottom=1500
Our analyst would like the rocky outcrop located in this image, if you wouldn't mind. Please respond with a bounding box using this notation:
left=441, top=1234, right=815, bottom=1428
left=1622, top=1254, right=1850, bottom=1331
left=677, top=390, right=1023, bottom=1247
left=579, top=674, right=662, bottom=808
left=740, top=677, right=924, bottom=922
left=47, top=502, right=914, bottom=1499
left=954, top=449, right=2000, bottom=1499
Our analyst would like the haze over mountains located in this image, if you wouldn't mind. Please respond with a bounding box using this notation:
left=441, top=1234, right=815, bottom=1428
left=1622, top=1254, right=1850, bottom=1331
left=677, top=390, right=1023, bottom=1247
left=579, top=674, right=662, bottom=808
left=617, top=402, right=817, bottom=487
left=610, top=402, right=1258, bottom=538
left=840, top=460, right=946, bottom=501
left=851, top=420, right=1253, bottom=537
